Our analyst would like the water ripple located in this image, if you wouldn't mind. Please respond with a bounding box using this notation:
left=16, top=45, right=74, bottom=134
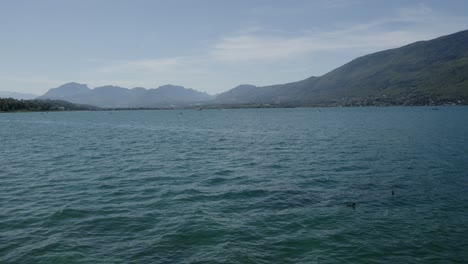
left=1, top=107, right=468, bottom=263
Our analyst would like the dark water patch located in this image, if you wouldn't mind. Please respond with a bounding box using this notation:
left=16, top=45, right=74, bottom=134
left=202, top=177, right=229, bottom=186
left=264, top=163, right=285, bottom=169
left=47, top=208, right=97, bottom=223
left=213, top=169, right=235, bottom=176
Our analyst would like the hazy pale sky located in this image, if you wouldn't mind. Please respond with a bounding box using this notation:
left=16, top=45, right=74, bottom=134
left=1, top=0, right=468, bottom=95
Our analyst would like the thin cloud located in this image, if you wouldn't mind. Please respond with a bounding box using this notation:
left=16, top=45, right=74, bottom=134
left=247, top=0, right=362, bottom=16
left=98, top=3, right=467, bottom=69
left=211, top=4, right=467, bottom=63
left=98, top=57, right=189, bottom=74
left=320, top=0, right=363, bottom=9
left=398, top=3, right=432, bottom=19
left=0, top=75, right=67, bottom=93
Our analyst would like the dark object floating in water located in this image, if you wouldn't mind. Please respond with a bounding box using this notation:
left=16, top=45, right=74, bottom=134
left=392, top=190, right=395, bottom=195
left=346, top=202, right=356, bottom=209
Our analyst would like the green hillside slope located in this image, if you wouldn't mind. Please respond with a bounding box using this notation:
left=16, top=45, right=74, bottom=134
left=217, top=30, right=468, bottom=106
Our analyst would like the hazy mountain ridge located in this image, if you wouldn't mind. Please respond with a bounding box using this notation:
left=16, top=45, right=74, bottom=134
left=0, top=91, right=38, bottom=100
left=216, top=30, right=468, bottom=106
left=39, top=83, right=213, bottom=108
left=40, top=82, right=91, bottom=98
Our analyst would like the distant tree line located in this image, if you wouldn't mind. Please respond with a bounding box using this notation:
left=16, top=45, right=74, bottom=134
left=0, top=97, right=99, bottom=112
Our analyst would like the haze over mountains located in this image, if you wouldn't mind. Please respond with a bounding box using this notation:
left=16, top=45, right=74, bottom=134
left=38, top=83, right=213, bottom=108
left=33, top=30, right=468, bottom=108
left=0, top=91, right=38, bottom=100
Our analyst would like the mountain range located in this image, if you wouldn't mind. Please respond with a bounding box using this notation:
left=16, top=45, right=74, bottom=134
left=22, top=29, right=468, bottom=108
left=37, top=83, right=212, bottom=108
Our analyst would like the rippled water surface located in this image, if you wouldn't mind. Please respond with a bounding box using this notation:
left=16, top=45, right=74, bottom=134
left=1, top=107, right=468, bottom=263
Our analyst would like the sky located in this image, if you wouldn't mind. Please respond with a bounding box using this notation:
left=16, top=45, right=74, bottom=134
left=1, top=0, right=468, bottom=95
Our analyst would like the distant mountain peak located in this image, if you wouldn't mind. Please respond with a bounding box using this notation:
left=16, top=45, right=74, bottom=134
left=58, top=82, right=89, bottom=89
left=233, top=84, right=257, bottom=90
left=38, top=82, right=90, bottom=99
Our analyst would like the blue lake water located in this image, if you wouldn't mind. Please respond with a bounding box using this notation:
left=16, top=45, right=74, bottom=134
left=1, top=107, right=467, bottom=263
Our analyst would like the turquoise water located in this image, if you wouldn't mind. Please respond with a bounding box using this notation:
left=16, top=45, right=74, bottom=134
left=1, top=107, right=467, bottom=263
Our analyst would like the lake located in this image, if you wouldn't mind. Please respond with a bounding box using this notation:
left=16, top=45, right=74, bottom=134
left=1, top=107, right=467, bottom=263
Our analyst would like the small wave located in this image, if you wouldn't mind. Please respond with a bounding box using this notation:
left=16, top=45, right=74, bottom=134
left=204, top=177, right=228, bottom=185
left=214, top=169, right=235, bottom=176
left=49, top=208, right=92, bottom=221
